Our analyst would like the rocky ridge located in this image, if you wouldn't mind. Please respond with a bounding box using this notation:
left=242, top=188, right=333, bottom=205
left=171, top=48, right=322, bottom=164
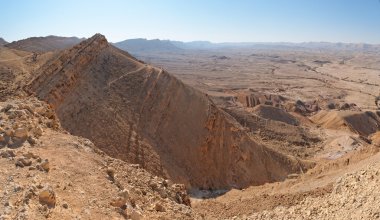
left=26, top=34, right=312, bottom=189
left=5, top=36, right=84, bottom=53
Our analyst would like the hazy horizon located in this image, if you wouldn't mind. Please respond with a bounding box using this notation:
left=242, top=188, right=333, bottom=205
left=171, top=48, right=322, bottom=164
left=3, top=35, right=380, bottom=46
left=2, top=0, right=380, bottom=44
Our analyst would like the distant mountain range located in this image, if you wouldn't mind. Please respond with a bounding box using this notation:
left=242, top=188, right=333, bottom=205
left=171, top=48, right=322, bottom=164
left=113, top=38, right=182, bottom=53
left=113, top=39, right=226, bottom=52
left=5, top=36, right=84, bottom=52
left=0, top=38, right=8, bottom=45
left=2, top=35, right=380, bottom=54
left=113, top=38, right=380, bottom=53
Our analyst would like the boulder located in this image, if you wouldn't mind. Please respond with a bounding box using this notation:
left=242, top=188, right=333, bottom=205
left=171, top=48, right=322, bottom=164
left=15, top=157, right=32, bottom=167
left=23, top=152, right=39, bottom=159
left=118, top=189, right=130, bottom=200
left=13, top=128, right=28, bottom=139
left=154, top=202, right=165, bottom=212
left=27, top=137, right=37, bottom=145
left=34, top=126, right=43, bottom=137
left=110, top=197, right=126, bottom=208
left=38, top=189, right=56, bottom=207
left=0, top=150, right=15, bottom=158
left=62, top=202, right=68, bottom=209
left=37, top=160, right=50, bottom=172
left=106, top=168, right=115, bottom=180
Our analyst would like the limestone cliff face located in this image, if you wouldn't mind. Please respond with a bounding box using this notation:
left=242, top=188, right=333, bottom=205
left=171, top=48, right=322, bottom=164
left=26, top=34, right=309, bottom=189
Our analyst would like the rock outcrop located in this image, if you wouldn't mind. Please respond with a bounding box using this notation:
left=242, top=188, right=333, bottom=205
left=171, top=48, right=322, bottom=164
left=311, top=110, right=380, bottom=137
left=236, top=92, right=287, bottom=108
left=26, top=34, right=310, bottom=189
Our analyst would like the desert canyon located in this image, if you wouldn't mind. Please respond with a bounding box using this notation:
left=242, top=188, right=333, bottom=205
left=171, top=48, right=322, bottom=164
left=0, top=33, right=380, bottom=219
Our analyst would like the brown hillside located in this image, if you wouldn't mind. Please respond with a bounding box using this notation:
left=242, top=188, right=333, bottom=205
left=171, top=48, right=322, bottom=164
left=311, top=110, right=380, bottom=137
left=252, top=104, right=299, bottom=126
left=26, top=34, right=310, bottom=189
left=0, top=45, right=56, bottom=101
left=6, top=36, right=84, bottom=53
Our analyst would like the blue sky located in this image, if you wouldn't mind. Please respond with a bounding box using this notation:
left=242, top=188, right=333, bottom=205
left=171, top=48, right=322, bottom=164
left=1, top=0, right=380, bottom=43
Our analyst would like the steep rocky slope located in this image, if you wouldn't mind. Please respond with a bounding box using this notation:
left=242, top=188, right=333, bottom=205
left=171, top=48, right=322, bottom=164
left=222, top=106, right=320, bottom=159
left=26, top=34, right=310, bottom=189
left=311, top=110, right=380, bottom=137
left=248, top=158, right=380, bottom=220
left=0, top=46, right=35, bottom=101
left=5, top=36, right=84, bottom=53
left=0, top=45, right=55, bottom=101
left=0, top=98, right=198, bottom=219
